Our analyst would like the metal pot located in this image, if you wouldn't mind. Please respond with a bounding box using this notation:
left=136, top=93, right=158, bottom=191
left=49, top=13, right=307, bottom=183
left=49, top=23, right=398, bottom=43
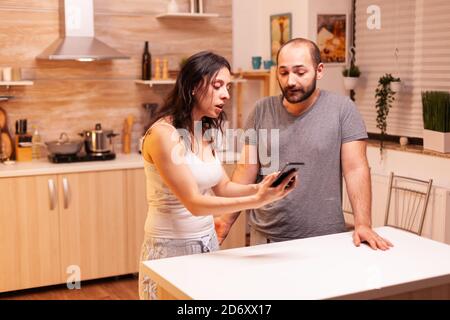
left=79, top=123, right=118, bottom=154
left=45, top=132, right=83, bottom=155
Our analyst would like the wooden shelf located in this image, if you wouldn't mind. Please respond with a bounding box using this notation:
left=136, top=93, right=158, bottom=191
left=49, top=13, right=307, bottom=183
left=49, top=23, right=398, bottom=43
left=239, top=70, right=270, bottom=78
left=231, top=78, right=247, bottom=84
left=135, top=78, right=246, bottom=87
left=135, top=79, right=176, bottom=87
left=0, top=96, right=14, bottom=101
left=0, top=81, right=34, bottom=86
left=156, top=13, right=219, bottom=19
left=0, top=81, right=34, bottom=89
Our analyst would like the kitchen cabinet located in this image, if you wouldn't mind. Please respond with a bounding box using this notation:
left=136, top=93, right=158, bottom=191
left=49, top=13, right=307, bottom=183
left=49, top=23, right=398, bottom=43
left=0, top=158, right=247, bottom=293
left=0, top=168, right=148, bottom=293
left=58, top=171, right=128, bottom=282
left=124, top=168, right=147, bottom=273
left=0, top=174, right=61, bottom=292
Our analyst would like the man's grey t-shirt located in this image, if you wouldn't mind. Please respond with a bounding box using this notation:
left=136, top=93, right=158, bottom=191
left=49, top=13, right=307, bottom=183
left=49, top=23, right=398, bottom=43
left=244, top=90, right=368, bottom=241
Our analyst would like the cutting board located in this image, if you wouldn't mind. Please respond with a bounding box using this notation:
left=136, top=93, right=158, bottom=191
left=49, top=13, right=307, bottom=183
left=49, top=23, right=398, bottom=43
left=1, top=132, right=13, bottom=160
left=0, top=106, right=14, bottom=160
left=0, top=107, right=6, bottom=129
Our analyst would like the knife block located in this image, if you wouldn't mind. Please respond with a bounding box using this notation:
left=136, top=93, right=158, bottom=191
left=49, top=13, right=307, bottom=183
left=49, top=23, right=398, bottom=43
left=15, top=134, right=33, bottom=162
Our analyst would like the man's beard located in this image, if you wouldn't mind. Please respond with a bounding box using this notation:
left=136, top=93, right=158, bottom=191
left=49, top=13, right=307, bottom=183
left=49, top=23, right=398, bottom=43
left=279, top=79, right=317, bottom=104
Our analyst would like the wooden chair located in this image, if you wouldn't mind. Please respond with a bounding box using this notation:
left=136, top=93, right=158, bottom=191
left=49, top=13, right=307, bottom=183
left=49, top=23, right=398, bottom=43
left=384, top=172, right=433, bottom=235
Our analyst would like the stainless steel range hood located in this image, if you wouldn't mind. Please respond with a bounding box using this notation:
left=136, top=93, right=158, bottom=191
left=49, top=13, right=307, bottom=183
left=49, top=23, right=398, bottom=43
left=37, top=0, right=129, bottom=61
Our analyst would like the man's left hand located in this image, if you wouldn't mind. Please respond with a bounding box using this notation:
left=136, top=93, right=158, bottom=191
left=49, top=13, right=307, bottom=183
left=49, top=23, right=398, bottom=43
left=352, top=225, right=394, bottom=250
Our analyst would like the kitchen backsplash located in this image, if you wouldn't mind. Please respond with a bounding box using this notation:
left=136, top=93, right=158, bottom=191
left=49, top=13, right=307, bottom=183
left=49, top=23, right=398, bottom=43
left=0, top=0, right=232, bottom=155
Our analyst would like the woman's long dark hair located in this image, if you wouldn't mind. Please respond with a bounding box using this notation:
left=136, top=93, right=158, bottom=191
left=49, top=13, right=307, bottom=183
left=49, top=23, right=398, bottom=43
left=149, top=51, right=231, bottom=138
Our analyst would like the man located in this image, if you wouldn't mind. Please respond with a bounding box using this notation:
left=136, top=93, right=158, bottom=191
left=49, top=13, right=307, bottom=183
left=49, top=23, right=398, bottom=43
left=216, top=38, right=392, bottom=250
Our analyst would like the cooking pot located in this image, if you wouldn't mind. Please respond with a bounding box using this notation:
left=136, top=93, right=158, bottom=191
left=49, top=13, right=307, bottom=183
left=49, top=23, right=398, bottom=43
left=79, top=123, right=118, bottom=154
left=45, top=132, right=83, bottom=155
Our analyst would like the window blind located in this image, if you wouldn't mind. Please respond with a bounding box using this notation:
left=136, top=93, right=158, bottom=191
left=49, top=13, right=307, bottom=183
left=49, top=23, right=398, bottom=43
left=354, top=0, right=450, bottom=138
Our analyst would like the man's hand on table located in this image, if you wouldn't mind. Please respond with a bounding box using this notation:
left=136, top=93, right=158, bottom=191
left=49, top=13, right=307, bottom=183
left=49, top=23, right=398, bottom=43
left=353, top=225, right=394, bottom=250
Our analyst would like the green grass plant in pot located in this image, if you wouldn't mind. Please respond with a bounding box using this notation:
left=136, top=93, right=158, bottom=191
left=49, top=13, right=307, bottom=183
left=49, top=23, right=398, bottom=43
left=422, top=91, right=450, bottom=153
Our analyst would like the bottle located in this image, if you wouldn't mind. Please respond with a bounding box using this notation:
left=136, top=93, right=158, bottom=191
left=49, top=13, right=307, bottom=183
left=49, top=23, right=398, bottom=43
left=142, top=41, right=152, bottom=80
left=31, top=126, right=41, bottom=159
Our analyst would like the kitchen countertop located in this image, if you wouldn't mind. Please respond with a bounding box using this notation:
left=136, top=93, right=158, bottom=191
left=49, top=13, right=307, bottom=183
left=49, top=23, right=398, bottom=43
left=367, top=139, right=450, bottom=159
left=0, top=153, right=144, bottom=178
left=142, top=227, right=450, bottom=300
left=0, top=151, right=240, bottom=178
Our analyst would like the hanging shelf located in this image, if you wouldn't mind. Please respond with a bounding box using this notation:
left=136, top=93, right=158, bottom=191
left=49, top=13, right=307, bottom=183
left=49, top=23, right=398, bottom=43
left=156, top=13, right=219, bottom=19
left=0, top=81, right=34, bottom=89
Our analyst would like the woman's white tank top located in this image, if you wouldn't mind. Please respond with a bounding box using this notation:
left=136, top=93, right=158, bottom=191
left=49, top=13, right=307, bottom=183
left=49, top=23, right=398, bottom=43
left=143, top=121, right=223, bottom=239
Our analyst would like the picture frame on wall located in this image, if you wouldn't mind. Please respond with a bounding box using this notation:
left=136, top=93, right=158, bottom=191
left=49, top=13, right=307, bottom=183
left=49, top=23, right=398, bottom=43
left=317, top=14, right=347, bottom=64
left=270, top=13, right=292, bottom=64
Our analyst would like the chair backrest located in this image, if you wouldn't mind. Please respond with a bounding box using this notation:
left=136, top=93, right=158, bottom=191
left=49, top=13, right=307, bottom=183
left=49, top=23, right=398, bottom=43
left=384, top=172, right=433, bottom=235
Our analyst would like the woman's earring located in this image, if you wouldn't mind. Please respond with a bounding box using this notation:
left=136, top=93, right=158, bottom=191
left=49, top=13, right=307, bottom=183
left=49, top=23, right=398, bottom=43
left=192, top=91, right=195, bottom=96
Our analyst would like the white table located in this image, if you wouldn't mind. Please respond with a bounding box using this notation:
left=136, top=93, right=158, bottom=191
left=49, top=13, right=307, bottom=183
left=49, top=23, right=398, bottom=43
left=141, top=227, right=450, bottom=299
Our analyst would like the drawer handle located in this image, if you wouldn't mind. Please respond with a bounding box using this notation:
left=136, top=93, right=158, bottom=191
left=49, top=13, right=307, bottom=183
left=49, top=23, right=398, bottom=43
left=62, top=177, right=70, bottom=209
left=48, top=179, right=56, bottom=210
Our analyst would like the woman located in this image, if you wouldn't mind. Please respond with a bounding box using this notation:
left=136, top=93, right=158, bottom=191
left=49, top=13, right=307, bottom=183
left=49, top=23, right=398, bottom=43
left=139, top=51, right=297, bottom=299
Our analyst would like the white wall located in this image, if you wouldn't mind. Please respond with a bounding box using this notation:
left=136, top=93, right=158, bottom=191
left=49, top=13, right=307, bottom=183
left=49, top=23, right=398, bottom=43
left=308, top=0, right=352, bottom=95
left=232, top=0, right=309, bottom=70
left=367, top=147, right=450, bottom=190
left=232, top=0, right=352, bottom=128
left=232, top=0, right=264, bottom=70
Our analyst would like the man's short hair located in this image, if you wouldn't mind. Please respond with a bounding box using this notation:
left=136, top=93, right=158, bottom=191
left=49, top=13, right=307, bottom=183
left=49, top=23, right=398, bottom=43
left=276, top=38, right=322, bottom=68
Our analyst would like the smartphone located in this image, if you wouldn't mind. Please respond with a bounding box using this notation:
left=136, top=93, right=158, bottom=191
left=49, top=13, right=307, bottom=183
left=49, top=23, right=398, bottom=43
left=270, top=162, right=304, bottom=187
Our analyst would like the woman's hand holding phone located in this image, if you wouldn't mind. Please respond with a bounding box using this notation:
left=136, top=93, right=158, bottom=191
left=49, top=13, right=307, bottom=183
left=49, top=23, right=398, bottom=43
left=255, top=170, right=298, bottom=207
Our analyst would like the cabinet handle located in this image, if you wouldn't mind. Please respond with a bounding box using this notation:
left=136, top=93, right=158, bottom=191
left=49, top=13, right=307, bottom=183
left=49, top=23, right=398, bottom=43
left=62, top=177, right=70, bottom=209
left=48, top=179, right=56, bottom=210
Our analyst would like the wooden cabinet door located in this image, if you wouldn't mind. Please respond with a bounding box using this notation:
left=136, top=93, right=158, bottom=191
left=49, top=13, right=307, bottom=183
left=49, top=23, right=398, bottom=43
left=0, top=175, right=62, bottom=292
left=125, top=168, right=147, bottom=273
left=58, top=170, right=128, bottom=281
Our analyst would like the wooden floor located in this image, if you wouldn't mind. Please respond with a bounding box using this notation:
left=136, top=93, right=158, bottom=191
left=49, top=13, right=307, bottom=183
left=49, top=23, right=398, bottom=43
left=0, top=274, right=139, bottom=300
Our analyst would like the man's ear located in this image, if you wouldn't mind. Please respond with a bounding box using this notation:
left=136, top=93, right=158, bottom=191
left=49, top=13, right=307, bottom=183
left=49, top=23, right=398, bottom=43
left=316, top=63, right=325, bottom=80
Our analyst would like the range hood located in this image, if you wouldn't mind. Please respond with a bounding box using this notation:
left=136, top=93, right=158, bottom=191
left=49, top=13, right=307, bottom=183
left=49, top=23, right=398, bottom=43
left=37, top=0, right=129, bottom=61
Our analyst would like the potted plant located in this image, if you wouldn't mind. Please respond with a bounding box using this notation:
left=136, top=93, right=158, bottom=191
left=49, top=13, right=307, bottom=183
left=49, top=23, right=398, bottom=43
left=342, top=64, right=360, bottom=90
left=375, top=73, right=398, bottom=154
left=422, top=91, right=450, bottom=153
